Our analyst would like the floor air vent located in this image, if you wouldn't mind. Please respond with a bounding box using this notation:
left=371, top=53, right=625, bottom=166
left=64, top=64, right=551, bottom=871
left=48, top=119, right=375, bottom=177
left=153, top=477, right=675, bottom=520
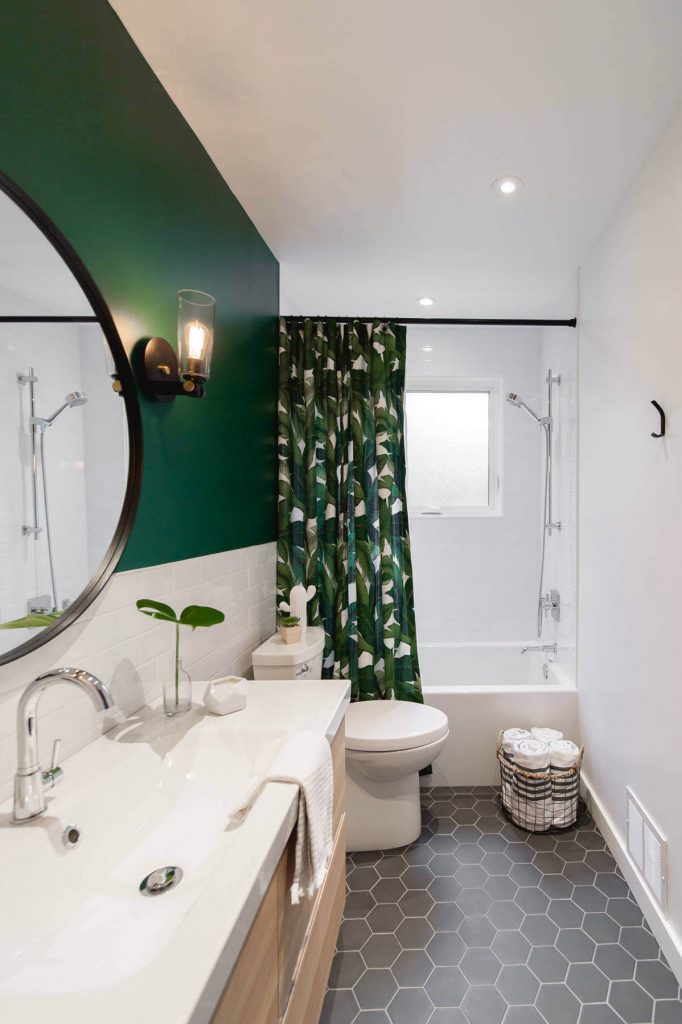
left=627, top=787, right=667, bottom=910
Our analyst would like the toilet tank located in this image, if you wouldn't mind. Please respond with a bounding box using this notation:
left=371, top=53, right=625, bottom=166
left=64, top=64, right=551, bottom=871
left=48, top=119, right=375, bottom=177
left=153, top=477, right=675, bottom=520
left=252, top=626, right=325, bottom=680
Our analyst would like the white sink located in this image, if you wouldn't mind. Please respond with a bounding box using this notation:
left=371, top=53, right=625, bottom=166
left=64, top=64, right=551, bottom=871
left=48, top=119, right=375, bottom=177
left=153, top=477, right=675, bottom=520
left=0, top=679, right=350, bottom=1024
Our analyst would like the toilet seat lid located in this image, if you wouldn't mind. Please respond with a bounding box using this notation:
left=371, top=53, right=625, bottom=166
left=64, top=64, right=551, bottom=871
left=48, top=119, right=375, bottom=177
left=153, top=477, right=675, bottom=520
left=345, top=701, right=449, bottom=752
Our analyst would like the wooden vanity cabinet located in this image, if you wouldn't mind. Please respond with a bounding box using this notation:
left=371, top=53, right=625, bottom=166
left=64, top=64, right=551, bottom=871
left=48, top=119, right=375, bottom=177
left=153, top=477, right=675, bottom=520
left=211, top=723, right=346, bottom=1024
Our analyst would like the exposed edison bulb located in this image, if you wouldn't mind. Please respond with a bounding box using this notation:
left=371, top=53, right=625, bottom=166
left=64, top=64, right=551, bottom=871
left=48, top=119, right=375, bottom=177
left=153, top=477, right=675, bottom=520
left=186, top=320, right=208, bottom=359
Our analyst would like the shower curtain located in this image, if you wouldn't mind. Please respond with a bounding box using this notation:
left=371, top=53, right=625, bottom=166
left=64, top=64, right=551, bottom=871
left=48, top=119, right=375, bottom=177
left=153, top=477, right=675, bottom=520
left=277, top=317, right=422, bottom=702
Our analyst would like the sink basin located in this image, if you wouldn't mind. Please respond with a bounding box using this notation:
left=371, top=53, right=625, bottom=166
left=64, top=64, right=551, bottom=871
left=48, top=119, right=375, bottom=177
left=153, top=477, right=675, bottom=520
left=0, top=708, right=291, bottom=1015
left=0, top=679, right=349, bottom=1024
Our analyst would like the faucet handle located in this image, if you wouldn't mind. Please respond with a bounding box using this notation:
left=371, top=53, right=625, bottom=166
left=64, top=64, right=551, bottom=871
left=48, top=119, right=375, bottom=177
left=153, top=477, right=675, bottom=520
left=42, top=738, right=64, bottom=791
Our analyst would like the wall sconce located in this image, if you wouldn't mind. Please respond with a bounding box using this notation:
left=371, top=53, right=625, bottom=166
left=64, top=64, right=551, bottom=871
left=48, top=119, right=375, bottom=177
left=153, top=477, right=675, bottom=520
left=140, top=290, right=216, bottom=402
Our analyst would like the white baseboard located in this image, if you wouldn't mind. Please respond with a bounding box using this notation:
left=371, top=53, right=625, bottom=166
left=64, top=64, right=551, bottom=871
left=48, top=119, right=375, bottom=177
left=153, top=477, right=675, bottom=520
left=582, top=770, right=682, bottom=984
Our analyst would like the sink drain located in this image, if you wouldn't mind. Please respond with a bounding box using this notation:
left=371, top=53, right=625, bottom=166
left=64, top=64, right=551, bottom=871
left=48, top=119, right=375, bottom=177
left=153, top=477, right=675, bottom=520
left=139, top=866, right=183, bottom=897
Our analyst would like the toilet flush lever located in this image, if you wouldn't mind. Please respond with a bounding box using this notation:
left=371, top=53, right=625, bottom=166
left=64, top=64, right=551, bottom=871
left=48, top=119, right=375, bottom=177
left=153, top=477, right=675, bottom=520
left=295, top=663, right=310, bottom=677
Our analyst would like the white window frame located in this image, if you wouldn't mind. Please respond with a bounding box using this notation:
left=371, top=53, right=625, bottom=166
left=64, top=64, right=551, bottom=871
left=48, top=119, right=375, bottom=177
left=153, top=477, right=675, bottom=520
left=406, top=376, right=503, bottom=518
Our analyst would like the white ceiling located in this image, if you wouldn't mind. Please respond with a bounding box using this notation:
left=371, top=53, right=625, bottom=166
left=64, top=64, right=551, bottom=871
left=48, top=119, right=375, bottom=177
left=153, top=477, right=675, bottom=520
left=111, top=0, right=682, bottom=318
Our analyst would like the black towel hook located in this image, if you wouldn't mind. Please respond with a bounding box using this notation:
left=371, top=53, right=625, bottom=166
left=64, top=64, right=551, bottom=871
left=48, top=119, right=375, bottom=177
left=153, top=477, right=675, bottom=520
left=651, top=400, right=666, bottom=438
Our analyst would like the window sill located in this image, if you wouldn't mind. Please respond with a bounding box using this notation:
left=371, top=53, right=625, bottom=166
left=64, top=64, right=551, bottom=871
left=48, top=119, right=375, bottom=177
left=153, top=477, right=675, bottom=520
left=412, top=508, right=502, bottom=519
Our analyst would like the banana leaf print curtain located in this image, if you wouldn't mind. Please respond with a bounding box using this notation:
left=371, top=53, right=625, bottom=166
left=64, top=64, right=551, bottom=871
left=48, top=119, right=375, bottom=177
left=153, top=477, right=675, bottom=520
left=277, top=317, right=422, bottom=703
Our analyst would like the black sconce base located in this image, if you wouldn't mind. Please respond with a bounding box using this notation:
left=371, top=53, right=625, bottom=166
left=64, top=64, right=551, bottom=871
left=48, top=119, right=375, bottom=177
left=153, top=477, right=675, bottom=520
left=140, top=337, right=205, bottom=401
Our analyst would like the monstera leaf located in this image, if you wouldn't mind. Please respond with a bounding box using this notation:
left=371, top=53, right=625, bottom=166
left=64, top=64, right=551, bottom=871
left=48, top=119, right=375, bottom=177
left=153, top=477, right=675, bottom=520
left=136, top=599, right=225, bottom=630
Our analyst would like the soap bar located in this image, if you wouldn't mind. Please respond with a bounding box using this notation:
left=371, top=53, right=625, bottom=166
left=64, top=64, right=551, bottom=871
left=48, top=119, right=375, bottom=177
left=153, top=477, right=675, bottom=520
left=203, top=676, right=249, bottom=715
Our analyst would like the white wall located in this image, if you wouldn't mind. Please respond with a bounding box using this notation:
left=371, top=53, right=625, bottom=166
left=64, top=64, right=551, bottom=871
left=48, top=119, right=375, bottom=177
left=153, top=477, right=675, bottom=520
left=579, top=101, right=682, bottom=965
left=407, top=326, right=543, bottom=643
left=0, top=542, right=276, bottom=805
left=540, top=318, right=577, bottom=680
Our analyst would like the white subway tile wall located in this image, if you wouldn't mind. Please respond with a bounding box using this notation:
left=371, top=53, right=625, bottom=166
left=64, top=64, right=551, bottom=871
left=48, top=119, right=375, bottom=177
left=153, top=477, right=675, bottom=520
left=0, top=323, right=89, bottom=626
left=541, top=325, right=577, bottom=680
left=0, top=320, right=128, bottom=656
left=0, top=541, right=276, bottom=804
left=407, top=326, right=544, bottom=643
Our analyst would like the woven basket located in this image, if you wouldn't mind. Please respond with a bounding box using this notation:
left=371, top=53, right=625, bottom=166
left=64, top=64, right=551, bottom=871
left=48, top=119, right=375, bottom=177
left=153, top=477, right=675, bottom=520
left=496, top=732, right=584, bottom=833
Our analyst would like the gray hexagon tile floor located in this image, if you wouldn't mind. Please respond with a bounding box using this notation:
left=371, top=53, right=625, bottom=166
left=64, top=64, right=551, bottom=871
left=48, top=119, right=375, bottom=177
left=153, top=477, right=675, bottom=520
left=320, top=787, right=682, bottom=1024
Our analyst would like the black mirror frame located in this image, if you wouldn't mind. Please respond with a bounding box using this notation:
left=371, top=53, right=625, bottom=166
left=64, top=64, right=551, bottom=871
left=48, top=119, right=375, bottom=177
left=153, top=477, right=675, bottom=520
left=0, top=169, right=143, bottom=666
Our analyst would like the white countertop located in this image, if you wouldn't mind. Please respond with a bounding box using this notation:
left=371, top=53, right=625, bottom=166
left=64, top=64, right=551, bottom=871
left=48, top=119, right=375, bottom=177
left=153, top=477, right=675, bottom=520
left=0, top=678, right=350, bottom=1024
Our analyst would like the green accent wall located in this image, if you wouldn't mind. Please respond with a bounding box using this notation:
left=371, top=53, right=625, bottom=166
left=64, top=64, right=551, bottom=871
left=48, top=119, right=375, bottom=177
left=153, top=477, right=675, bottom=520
left=0, top=1, right=279, bottom=571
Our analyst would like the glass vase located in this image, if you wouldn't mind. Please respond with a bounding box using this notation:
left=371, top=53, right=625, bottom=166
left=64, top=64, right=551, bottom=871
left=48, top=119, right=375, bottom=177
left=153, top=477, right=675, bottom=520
left=164, top=624, right=192, bottom=716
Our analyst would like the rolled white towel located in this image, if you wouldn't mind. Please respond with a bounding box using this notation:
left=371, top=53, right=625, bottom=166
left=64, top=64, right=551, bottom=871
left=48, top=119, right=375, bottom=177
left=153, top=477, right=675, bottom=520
left=549, top=739, right=580, bottom=769
left=513, top=738, right=550, bottom=771
left=531, top=726, right=564, bottom=744
left=502, top=728, right=531, bottom=756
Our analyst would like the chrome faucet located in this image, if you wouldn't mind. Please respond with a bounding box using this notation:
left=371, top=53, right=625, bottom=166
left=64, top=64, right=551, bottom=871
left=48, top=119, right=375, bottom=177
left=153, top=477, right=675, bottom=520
left=521, top=644, right=558, bottom=656
left=13, top=667, right=114, bottom=823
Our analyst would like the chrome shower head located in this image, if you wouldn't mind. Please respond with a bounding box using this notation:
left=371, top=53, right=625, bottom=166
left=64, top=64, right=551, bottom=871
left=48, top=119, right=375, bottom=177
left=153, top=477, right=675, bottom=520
left=41, top=390, right=89, bottom=426
left=65, top=390, right=87, bottom=408
left=505, top=391, right=543, bottom=425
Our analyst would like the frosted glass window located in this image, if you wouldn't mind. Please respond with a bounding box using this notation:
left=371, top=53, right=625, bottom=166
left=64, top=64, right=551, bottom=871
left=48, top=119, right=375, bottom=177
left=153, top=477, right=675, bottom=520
left=406, top=391, right=490, bottom=510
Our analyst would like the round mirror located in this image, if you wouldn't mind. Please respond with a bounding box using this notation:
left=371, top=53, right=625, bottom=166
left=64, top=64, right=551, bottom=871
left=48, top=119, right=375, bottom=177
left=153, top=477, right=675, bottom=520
left=0, top=172, right=142, bottom=664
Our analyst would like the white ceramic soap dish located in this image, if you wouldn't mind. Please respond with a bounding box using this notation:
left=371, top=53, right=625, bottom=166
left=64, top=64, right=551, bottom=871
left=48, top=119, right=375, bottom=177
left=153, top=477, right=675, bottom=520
left=203, top=676, right=249, bottom=715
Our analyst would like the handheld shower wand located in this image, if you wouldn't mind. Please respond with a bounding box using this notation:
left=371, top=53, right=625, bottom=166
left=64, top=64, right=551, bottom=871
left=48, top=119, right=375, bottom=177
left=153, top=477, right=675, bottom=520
left=505, top=392, right=545, bottom=425
left=31, top=390, right=88, bottom=430
left=505, top=381, right=561, bottom=638
left=26, top=388, right=89, bottom=612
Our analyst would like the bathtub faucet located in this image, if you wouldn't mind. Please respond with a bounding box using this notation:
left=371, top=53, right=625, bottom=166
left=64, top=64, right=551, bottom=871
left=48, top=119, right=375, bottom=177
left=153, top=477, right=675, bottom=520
left=521, top=643, right=557, bottom=656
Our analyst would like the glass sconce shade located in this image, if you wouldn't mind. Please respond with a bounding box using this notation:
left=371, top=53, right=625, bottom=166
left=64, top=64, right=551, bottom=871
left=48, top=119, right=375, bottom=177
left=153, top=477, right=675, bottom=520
left=177, top=289, right=215, bottom=381
left=102, top=336, right=123, bottom=393
left=102, top=336, right=117, bottom=379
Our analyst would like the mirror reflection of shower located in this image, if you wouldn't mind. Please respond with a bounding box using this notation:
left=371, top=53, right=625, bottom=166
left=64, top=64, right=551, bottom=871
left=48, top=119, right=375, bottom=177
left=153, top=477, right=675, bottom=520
left=18, top=368, right=88, bottom=613
left=505, top=371, right=561, bottom=638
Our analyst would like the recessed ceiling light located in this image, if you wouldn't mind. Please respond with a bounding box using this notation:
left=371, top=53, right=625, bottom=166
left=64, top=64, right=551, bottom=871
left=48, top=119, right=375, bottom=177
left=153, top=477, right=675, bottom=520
left=418, top=296, right=435, bottom=307
left=491, top=176, right=524, bottom=196
left=421, top=345, right=433, bottom=352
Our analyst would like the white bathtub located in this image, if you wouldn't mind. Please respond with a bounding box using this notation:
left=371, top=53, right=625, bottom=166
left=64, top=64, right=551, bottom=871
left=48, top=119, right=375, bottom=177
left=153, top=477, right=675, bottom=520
left=420, top=642, right=578, bottom=786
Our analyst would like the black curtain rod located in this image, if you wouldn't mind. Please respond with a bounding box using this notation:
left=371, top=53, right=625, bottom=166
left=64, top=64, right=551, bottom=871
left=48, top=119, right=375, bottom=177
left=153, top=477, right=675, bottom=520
left=0, top=315, right=100, bottom=323
left=293, top=316, right=577, bottom=328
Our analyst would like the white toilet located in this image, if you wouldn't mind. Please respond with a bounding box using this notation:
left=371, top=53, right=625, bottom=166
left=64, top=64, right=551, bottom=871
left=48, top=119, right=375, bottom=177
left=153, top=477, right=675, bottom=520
left=251, top=632, right=449, bottom=852
left=345, top=701, right=449, bottom=852
left=252, top=626, right=325, bottom=680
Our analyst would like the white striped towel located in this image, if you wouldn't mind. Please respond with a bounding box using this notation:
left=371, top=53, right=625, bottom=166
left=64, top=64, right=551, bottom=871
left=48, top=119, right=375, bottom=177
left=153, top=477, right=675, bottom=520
left=531, top=726, right=564, bottom=744
left=549, top=739, right=580, bottom=768
left=502, top=728, right=532, bottom=756
left=513, top=738, right=551, bottom=770
left=227, top=730, right=333, bottom=904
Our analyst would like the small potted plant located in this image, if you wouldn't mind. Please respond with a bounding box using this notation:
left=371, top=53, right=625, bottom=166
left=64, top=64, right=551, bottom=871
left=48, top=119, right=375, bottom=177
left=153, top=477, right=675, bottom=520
left=278, top=613, right=301, bottom=645
left=136, top=599, right=225, bottom=716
